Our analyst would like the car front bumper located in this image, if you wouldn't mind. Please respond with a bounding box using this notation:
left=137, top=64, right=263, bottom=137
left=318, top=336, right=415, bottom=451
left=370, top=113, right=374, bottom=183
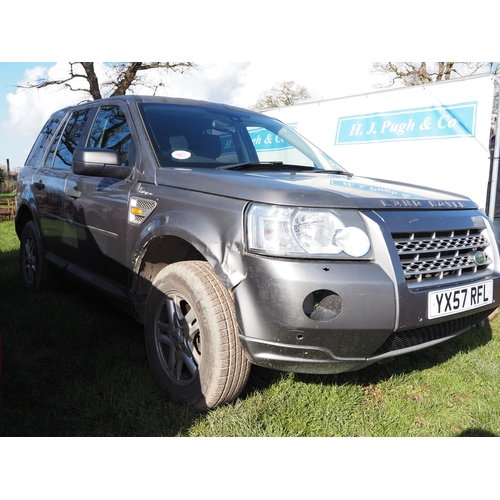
left=233, top=253, right=499, bottom=374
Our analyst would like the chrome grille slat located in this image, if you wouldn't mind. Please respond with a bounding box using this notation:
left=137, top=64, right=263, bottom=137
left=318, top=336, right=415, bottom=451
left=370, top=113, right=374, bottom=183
left=392, top=228, right=491, bottom=285
left=395, top=234, right=488, bottom=255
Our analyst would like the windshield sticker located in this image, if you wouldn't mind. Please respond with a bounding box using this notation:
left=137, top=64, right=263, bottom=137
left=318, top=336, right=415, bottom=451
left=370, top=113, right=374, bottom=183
left=335, top=102, right=477, bottom=145
left=172, top=150, right=192, bottom=160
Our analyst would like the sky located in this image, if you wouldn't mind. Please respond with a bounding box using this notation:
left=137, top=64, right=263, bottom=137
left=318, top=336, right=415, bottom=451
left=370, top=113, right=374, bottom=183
left=1, top=0, right=497, bottom=170
left=0, top=61, right=390, bottom=169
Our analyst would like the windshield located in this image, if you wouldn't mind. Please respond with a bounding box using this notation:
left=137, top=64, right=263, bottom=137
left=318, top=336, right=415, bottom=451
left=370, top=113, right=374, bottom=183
left=138, top=102, right=344, bottom=171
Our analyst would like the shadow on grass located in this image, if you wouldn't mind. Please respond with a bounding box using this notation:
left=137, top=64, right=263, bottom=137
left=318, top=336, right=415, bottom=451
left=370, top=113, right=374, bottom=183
left=457, top=428, right=497, bottom=437
left=0, top=252, right=202, bottom=437
left=240, top=317, right=494, bottom=400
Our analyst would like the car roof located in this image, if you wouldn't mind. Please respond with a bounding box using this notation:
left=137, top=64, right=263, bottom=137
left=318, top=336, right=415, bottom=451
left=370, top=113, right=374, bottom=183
left=61, top=95, right=261, bottom=117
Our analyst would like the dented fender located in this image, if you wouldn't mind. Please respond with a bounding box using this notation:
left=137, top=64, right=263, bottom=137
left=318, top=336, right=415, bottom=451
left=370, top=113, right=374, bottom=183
left=130, top=188, right=249, bottom=290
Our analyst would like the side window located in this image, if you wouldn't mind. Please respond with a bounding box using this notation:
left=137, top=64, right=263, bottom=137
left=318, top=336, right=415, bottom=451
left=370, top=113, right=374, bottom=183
left=87, top=106, right=135, bottom=166
left=25, top=110, right=66, bottom=167
left=45, top=109, right=90, bottom=170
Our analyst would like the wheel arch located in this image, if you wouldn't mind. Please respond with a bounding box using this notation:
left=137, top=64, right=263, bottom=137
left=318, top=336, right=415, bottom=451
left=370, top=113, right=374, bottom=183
left=15, top=202, right=36, bottom=239
left=131, top=234, right=205, bottom=322
left=129, top=199, right=248, bottom=318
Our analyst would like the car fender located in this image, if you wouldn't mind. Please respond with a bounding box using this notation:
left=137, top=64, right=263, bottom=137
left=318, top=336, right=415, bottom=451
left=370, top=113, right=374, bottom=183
left=131, top=199, right=248, bottom=291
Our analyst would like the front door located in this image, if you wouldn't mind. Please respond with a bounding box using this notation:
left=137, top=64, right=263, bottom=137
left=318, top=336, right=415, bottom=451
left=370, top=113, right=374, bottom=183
left=64, top=104, right=136, bottom=289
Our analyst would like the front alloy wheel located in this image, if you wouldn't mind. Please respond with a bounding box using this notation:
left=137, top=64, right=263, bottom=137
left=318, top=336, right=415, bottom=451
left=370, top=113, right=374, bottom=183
left=145, top=261, right=251, bottom=411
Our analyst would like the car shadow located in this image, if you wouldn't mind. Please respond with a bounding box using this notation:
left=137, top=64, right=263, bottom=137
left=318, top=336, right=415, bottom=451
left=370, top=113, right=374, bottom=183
left=0, top=268, right=203, bottom=437
left=457, top=428, right=497, bottom=437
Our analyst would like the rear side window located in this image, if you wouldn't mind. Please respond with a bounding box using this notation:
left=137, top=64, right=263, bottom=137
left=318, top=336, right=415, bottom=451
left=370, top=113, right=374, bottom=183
left=87, top=106, right=135, bottom=166
left=25, top=110, right=66, bottom=167
left=45, top=109, right=90, bottom=170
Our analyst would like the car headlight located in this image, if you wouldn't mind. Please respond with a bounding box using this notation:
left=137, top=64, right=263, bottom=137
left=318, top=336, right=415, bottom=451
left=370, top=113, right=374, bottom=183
left=246, top=203, right=371, bottom=259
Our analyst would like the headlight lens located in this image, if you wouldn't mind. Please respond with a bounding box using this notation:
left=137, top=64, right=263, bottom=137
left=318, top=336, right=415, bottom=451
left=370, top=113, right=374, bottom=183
left=247, top=204, right=371, bottom=258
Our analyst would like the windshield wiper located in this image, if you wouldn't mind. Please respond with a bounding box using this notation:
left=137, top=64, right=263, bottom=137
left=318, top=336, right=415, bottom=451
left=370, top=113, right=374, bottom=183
left=216, top=162, right=353, bottom=175
left=216, top=162, right=316, bottom=172
left=311, top=169, right=354, bottom=176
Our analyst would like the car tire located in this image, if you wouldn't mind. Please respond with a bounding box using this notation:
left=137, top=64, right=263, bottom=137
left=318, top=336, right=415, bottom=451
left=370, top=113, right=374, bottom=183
left=19, top=221, right=57, bottom=291
left=145, top=261, right=251, bottom=411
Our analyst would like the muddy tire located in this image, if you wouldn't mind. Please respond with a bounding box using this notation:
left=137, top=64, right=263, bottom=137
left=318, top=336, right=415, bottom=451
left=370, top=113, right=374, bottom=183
left=144, top=261, right=251, bottom=410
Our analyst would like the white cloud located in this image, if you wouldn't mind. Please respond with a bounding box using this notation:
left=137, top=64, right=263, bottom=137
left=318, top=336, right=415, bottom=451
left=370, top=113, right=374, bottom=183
left=219, top=62, right=386, bottom=108
left=2, top=63, right=89, bottom=138
left=156, top=62, right=252, bottom=104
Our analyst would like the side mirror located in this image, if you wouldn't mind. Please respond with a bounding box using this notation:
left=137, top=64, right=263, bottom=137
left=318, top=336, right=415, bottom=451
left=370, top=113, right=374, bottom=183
left=73, top=148, right=131, bottom=179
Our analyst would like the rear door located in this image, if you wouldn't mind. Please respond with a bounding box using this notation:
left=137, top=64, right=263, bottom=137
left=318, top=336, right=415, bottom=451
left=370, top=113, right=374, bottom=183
left=33, top=108, right=90, bottom=265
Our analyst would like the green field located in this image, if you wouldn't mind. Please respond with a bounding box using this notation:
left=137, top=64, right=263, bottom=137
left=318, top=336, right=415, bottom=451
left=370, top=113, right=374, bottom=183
left=1, top=219, right=499, bottom=437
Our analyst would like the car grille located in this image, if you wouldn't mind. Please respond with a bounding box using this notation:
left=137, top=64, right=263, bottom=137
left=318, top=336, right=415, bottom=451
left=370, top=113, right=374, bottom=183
left=392, top=228, right=492, bottom=286
left=371, top=308, right=494, bottom=357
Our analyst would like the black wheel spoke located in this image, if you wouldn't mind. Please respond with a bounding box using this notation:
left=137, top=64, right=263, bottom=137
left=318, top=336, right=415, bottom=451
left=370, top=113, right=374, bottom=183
left=155, top=293, right=200, bottom=383
left=158, top=319, right=175, bottom=336
left=167, top=342, right=177, bottom=373
left=164, top=295, right=175, bottom=319
left=176, top=352, right=197, bottom=379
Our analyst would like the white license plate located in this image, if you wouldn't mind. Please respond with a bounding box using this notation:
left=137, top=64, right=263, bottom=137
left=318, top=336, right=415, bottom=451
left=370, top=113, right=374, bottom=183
left=428, top=280, right=493, bottom=319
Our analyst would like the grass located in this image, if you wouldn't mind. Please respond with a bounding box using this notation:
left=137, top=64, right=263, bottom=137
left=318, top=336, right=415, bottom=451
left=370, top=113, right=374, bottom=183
left=1, top=219, right=500, bottom=437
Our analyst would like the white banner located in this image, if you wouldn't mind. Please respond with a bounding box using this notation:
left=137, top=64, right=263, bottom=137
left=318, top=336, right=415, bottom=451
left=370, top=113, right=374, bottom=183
left=264, top=75, right=496, bottom=213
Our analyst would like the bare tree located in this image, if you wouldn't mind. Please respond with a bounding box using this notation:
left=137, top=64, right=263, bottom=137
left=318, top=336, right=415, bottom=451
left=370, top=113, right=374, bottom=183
left=17, top=62, right=198, bottom=101
left=254, top=81, right=311, bottom=109
left=372, top=62, right=499, bottom=88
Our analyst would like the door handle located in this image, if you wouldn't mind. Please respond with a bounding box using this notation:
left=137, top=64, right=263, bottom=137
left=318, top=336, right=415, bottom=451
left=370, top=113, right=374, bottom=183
left=65, top=187, right=81, bottom=198
left=33, top=181, right=45, bottom=190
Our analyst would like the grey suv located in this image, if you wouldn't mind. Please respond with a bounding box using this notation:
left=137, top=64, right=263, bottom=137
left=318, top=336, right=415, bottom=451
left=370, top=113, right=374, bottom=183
left=15, top=95, right=500, bottom=410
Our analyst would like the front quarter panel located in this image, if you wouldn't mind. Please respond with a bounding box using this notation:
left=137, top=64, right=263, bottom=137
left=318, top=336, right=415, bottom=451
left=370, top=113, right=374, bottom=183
left=130, top=184, right=248, bottom=290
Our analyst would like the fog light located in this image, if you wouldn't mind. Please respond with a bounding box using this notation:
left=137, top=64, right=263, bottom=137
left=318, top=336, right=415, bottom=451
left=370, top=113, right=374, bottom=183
left=303, top=290, right=342, bottom=322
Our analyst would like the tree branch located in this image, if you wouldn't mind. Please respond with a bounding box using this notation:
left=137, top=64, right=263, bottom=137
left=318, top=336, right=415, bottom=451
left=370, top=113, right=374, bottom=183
left=15, top=62, right=198, bottom=100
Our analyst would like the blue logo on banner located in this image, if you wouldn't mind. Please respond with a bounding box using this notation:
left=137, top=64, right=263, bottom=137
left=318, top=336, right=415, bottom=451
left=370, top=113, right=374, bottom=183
left=335, top=102, right=477, bottom=145
left=249, top=124, right=297, bottom=152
